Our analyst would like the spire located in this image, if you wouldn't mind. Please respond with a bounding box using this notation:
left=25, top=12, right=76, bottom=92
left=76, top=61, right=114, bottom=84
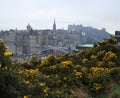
left=27, top=24, right=32, bottom=33
left=53, top=19, right=56, bottom=33
left=54, top=19, right=55, bottom=24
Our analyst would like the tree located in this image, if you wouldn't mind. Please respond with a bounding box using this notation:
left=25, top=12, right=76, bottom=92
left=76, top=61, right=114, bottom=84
left=0, top=39, right=12, bottom=68
left=0, top=39, right=22, bottom=98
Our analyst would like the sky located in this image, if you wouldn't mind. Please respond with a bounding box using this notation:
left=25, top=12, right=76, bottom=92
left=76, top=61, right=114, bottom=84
left=0, top=0, right=120, bottom=34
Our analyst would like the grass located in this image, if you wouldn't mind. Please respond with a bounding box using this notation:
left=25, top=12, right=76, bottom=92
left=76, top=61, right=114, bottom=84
left=107, top=83, right=120, bottom=98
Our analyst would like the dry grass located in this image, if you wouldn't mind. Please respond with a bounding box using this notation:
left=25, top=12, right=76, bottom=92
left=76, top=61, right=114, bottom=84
left=71, top=87, right=88, bottom=98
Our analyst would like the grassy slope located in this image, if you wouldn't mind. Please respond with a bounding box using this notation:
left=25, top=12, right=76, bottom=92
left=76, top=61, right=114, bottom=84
left=108, top=83, right=120, bottom=98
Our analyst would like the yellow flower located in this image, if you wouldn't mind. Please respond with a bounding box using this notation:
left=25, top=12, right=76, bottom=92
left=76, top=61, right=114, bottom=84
left=24, top=80, right=29, bottom=84
left=50, top=65, right=57, bottom=70
left=61, top=61, right=72, bottom=68
left=90, top=67, right=112, bottom=77
left=75, top=72, right=82, bottom=78
left=45, top=93, right=48, bottom=96
left=108, top=62, right=116, bottom=67
left=82, top=67, right=88, bottom=72
left=92, top=83, right=102, bottom=92
left=23, top=95, right=31, bottom=98
left=24, top=96, right=28, bottom=98
left=39, top=82, right=46, bottom=87
left=82, top=58, right=88, bottom=63
left=43, top=87, right=50, bottom=93
left=96, top=61, right=103, bottom=67
left=4, top=52, right=13, bottom=57
left=103, top=51, right=117, bottom=61
left=63, top=77, right=67, bottom=80
left=90, top=67, right=104, bottom=73
left=44, top=75, right=50, bottom=79
left=91, top=55, right=97, bottom=60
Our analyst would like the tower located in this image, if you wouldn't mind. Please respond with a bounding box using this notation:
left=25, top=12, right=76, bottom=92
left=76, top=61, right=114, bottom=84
left=27, top=24, right=33, bottom=33
left=53, top=19, right=56, bottom=33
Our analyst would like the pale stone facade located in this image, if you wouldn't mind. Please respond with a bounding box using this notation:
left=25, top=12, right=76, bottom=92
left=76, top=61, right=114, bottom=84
left=0, top=22, right=110, bottom=61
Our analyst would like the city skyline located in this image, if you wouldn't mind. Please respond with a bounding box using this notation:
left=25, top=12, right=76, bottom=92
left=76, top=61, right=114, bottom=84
left=0, top=0, right=120, bottom=34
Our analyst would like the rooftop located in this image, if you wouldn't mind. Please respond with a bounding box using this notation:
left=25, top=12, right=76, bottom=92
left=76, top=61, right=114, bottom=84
left=78, top=44, right=94, bottom=48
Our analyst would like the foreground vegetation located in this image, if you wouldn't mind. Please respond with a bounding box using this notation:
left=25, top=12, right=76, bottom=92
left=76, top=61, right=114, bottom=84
left=0, top=37, right=120, bottom=98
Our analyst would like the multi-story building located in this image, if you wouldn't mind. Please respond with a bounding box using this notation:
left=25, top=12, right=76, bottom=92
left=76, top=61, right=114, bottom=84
left=115, top=31, right=120, bottom=47
left=0, top=21, right=110, bottom=61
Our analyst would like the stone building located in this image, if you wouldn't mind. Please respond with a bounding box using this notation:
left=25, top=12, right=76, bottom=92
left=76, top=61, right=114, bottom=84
left=0, top=22, right=110, bottom=61
left=115, top=31, right=120, bottom=47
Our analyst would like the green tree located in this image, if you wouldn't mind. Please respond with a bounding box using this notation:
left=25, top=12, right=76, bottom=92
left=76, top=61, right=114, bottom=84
left=0, top=39, right=12, bottom=68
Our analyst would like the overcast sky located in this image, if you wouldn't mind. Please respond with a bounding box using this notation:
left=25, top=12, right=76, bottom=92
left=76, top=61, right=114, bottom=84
left=0, top=0, right=120, bottom=34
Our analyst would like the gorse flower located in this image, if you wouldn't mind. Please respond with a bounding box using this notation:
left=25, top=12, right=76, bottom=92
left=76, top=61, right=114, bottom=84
left=108, top=61, right=116, bottom=67
left=24, top=96, right=28, bottom=98
left=91, top=55, right=97, bottom=60
left=92, top=83, right=103, bottom=92
left=75, top=72, right=82, bottom=78
left=63, top=77, right=67, bottom=80
left=50, top=65, right=57, bottom=70
left=90, top=67, right=112, bottom=77
left=39, top=82, right=46, bottom=87
left=103, top=51, right=117, bottom=61
left=96, top=61, right=103, bottom=67
left=4, top=52, right=13, bottom=57
left=61, top=61, right=72, bottom=67
left=82, top=58, right=88, bottom=63
left=43, top=87, right=50, bottom=93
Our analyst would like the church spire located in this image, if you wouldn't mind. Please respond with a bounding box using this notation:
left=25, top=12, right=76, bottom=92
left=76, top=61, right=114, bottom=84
left=53, top=19, right=56, bottom=33
left=54, top=19, right=55, bottom=24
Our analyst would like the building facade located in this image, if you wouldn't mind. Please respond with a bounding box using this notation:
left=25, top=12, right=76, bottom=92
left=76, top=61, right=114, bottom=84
left=0, top=22, right=110, bottom=61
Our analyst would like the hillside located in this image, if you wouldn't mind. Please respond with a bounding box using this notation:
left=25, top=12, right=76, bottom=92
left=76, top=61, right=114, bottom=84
left=0, top=37, right=120, bottom=98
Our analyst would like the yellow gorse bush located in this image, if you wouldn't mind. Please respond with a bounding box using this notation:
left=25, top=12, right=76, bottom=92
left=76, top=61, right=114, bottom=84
left=82, top=58, right=88, bottom=63
left=61, top=61, right=72, bottom=66
left=97, top=50, right=106, bottom=57
left=23, top=80, right=30, bottom=85
left=23, top=96, right=28, bottom=98
left=43, top=87, right=50, bottom=93
left=20, top=61, right=29, bottom=65
left=75, top=71, right=82, bottom=78
left=90, top=67, right=104, bottom=73
left=18, top=69, right=39, bottom=78
left=81, top=66, right=88, bottom=72
left=92, top=83, right=103, bottom=92
left=91, top=55, right=97, bottom=60
left=39, top=82, right=46, bottom=87
left=4, top=52, right=13, bottom=57
left=63, top=77, right=67, bottom=80
left=108, top=61, right=116, bottom=67
left=50, top=65, right=57, bottom=70
left=90, top=67, right=112, bottom=77
left=60, top=61, right=72, bottom=68
left=103, top=51, right=117, bottom=61
left=96, top=61, right=103, bottom=67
